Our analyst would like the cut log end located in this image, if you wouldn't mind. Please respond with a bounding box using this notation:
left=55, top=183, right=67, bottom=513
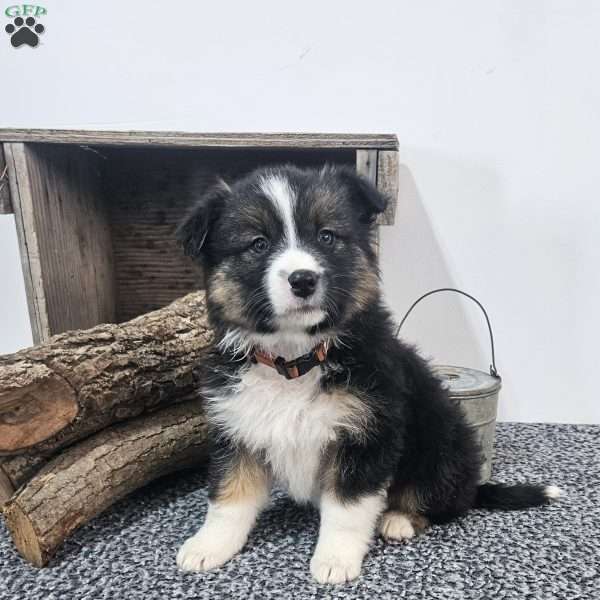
left=2, top=401, right=209, bottom=567
left=0, top=375, right=78, bottom=453
left=0, top=291, right=210, bottom=457
left=3, top=503, right=45, bottom=567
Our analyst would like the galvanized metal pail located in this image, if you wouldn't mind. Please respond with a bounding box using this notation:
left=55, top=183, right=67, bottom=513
left=397, top=288, right=502, bottom=484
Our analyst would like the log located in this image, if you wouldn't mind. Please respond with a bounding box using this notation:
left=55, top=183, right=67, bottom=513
left=0, top=292, right=212, bottom=455
left=2, top=401, right=209, bottom=567
left=0, top=454, right=48, bottom=505
left=0, top=459, right=16, bottom=505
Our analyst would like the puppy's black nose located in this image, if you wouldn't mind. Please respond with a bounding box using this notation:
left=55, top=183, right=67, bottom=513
left=288, top=270, right=319, bottom=298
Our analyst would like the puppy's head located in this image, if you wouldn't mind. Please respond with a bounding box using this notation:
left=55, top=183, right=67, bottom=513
left=178, top=165, right=386, bottom=342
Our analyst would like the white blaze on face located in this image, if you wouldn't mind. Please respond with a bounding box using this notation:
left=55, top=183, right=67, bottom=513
left=260, top=174, right=325, bottom=328
left=260, top=175, right=297, bottom=246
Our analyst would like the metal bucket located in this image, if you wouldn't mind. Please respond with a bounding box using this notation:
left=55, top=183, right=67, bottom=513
left=397, top=288, right=502, bottom=484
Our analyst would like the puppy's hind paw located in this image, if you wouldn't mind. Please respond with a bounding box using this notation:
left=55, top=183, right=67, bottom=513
left=378, top=510, right=415, bottom=541
left=176, top=534, right=239, bottom=572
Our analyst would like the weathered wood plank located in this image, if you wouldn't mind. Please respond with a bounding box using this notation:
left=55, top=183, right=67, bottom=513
left=376, top=150, right=399, bottom=226
left=0, top=129, right=399, bottom=150
left=4, top=143, right=49, bottom=343
left=5, top=143, right=116, bottom=342
left=32, top=144, right=116, bottom=336
left=356, top=149, right=378, bottom=184
left=356, top=149, right=381, bottom=254
left=0, top=145, right=12, bottom=214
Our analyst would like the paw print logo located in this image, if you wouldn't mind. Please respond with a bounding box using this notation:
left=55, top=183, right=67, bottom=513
left=5, top=16, right=45, bottom=48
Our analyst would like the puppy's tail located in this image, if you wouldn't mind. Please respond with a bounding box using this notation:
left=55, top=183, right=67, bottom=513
left=474, top=483, right=562, bottom=510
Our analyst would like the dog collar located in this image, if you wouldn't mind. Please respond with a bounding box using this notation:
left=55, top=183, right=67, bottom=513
left=251, top=341, right=329, bottom=380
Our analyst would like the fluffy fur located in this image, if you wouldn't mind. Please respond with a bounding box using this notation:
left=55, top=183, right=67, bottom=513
left=176, top=165, right=560, bottom=584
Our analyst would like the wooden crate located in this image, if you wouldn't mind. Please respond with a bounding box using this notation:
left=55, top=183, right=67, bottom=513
left=0, top=130, right=399, bottom=344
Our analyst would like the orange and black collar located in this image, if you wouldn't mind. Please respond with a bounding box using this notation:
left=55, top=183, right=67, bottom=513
left=252, top=341, right=329, bottom=380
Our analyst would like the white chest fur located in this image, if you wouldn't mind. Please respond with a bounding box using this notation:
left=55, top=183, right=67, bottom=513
left=208, top=362, right=364, bottom=503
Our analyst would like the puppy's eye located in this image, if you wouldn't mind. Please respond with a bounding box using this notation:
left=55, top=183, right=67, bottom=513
left=251, top=236, right=270, bottom=254
left=318, top=229, right=335, bottom=246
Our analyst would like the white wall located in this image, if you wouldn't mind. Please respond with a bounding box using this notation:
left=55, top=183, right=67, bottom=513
left=1, top=0, right=598, bottom=423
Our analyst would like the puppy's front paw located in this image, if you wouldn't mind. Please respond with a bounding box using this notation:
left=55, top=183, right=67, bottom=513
left=176, top=533, right=239, bottom=572
left=310, top=552, right=362, bottom=584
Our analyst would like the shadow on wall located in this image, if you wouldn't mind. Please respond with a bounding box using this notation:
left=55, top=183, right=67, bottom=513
left=379, top=154, right=503, bottom=376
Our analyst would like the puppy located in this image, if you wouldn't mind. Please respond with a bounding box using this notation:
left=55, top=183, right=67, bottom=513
left=175, top=165, right=560, bottom=584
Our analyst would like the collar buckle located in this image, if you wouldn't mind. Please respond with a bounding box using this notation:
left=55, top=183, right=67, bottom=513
left=274, top=356, right=293, bottom=380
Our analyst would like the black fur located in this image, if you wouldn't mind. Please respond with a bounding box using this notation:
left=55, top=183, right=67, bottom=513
left=180, top=164, right=554, bottom=525
left=320, top=300, right=485, bottom=523
left=475, top=483, right=551, bottom=510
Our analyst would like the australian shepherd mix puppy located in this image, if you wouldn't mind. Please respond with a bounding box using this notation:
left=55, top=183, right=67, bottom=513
left=176, top=165, right=560, bottom=584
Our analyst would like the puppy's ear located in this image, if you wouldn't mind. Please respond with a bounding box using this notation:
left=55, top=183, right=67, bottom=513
left=177, top=180, right=230, bottom=258
left=340, top=169, right=388, bottom=223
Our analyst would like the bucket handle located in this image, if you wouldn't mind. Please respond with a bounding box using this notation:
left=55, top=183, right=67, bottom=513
left=395, top=288, right=500, bottom=379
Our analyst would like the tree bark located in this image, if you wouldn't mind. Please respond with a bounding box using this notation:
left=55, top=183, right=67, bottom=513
left=0, top=454, right=48, bottom=505
left=0, top=292, right=212, bottom=455
left=0, top=459, right=16, bottom=505
left=2, top=401, right=209, bottom=567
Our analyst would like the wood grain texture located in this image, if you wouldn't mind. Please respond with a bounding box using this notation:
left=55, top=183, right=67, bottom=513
left=0, top=129, right=399, bottom=150
left=0, top=146, right=12, bottom=214
left=0, top=358, right=77, bottom=453
left=0, top=454, right=48, bottom=505
left=356, top=149, right=399, bottom=226
left=376, top=150, right=399, bottom=226
left=2, top=401, right=209, bottom=567
left=104, top=147, right=355, bottom=321
left=4, top=143, right=49, bottom=343
left=25, top=144, right=116, bottom=337
left=0, top=291, right=212, bottom=456
left=356, top=150, right=380, bottom=254
left=0, top=459, right=15, bottom=505
left=356, top=149, right=378, bottom=184
left=5, top=143, right=116, bottom=342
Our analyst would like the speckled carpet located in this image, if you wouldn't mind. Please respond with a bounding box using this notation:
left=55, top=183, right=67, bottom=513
left=1, top=423, right=598, bottom=599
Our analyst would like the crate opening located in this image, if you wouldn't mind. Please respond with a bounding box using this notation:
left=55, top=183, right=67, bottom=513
left=25, top=143, right=356, bottom=330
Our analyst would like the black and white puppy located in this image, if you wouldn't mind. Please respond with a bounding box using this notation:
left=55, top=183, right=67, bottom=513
left=176, top=165, right=560, bottom=584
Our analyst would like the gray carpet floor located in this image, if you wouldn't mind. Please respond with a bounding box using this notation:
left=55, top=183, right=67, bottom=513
left=1, top=423, right=598, bottom=599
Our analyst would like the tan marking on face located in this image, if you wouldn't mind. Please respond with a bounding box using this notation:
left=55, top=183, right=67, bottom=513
left=216, top=452, right=270, bottom=504
left=345, top=251, right=379, bottom=317
left=209, top=268, right=244, bottom=321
